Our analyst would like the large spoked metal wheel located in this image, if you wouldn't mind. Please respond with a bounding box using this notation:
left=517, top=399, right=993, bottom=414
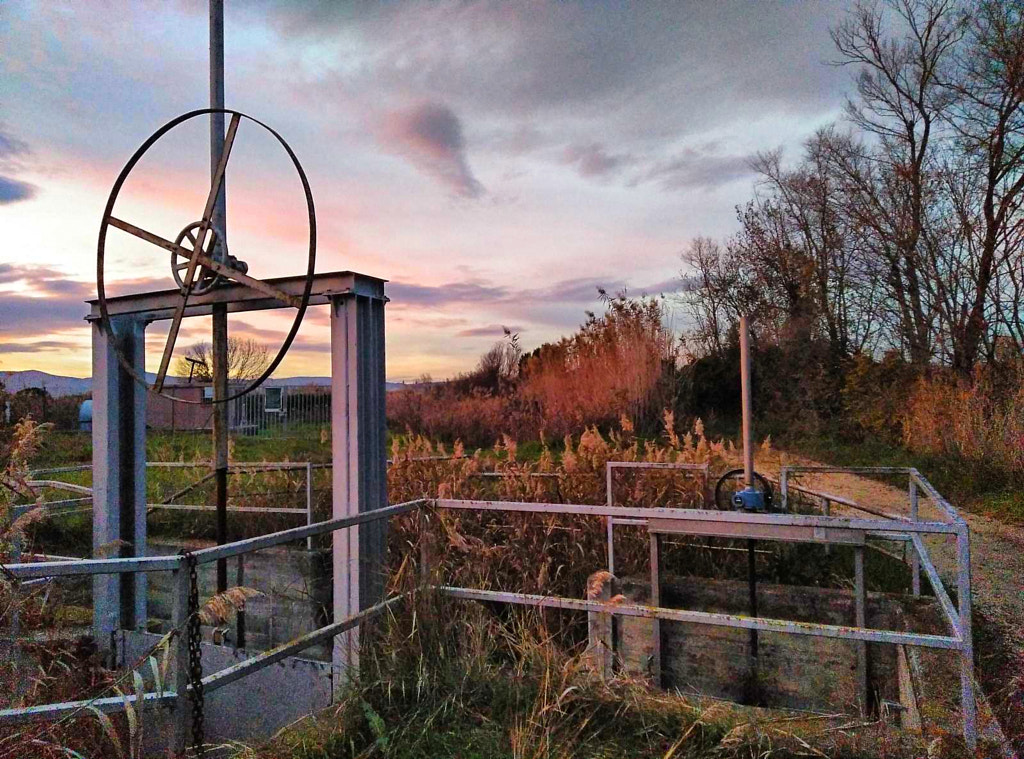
left=713, top=469, right=777, bottom=512
left=96, top=108, right=316, bottom=403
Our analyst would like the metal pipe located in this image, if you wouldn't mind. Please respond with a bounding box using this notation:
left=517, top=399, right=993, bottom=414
left=170, top=566, right=190, bottom=753
left=209, top=0, right=230, bottom=598
left=438, top=586, right=962, bottom=649
left=956, top=526, right=978, bottom=750
left=910, top=478, right=921, bottom=596
left=739, top=315, right=753, bottom=487
left=909, top=534, right=962, bottom=639
left=435, top=499, right=961, bottom=534
left=854, top=545, right=868, bottom=716
left=606, top=463, right=615, bottom=575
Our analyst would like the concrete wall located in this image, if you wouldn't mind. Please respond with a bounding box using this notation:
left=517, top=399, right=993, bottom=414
left=602, top=575, right=899, bottom=713
left=146, top=542, right=331, bottom=659
left=122, top=630, right=332, bottom=752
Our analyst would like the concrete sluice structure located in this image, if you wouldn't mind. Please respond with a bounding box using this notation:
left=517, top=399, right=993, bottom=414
left=146, top=540, right=331, bottom=658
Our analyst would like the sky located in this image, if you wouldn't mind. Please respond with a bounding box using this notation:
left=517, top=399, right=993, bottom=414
left=0, top=0, right=852, bottom=382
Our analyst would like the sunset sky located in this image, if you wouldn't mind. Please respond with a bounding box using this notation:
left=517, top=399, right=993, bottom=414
left=0, top=1, right=852, bottom=381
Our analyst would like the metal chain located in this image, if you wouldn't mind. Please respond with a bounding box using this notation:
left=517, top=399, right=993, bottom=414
left=180, top=550, right=205, bottom=756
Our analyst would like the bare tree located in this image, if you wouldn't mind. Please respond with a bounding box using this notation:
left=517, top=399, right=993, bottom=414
left=831, top=0, right=966, bottom=364
left=174, top=338, right=272, bottom=383
left=941, top=0, right=1024, bottom=370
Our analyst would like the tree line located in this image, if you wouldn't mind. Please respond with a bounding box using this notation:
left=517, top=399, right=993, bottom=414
left=683, top=0, right=1024, bottom=377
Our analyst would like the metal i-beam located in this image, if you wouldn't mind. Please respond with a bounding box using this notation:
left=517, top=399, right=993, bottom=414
left=91, top=315, right=147, bottom=643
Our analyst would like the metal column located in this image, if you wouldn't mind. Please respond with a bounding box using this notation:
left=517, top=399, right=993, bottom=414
left=91, top=315, right=148, bottom=643
left=330, top=282, right=388, bottom=687
left=957, top=525, right=978, bottom=751
left=910, top=479, right=921, bottom=597
left=209, top=0, right=230, bottom=598
left=854, top=545, right=868, bottom=715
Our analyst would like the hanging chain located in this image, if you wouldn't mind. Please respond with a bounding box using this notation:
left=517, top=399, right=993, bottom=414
left=181, top=550, right=205, bottom=756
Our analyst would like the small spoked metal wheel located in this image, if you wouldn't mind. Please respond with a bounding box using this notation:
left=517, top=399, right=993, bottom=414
left=96, top=108, right=317, bottom=403
left=713, top=469, right=776, bottom=512
left=171, top=221, right=225, bottom=296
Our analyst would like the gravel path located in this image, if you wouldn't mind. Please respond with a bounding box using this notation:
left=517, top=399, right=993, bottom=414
left=768, top=454, right=1024, bottom=753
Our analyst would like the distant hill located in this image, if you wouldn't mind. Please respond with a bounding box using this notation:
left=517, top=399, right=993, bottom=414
left=0, top=370, right=417, bottom=397
left=0, top=370, right=92, bottom=397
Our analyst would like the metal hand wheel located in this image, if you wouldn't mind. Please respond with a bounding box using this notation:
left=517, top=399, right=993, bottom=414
left=96, top=108, right=316, bottom=403
left=713, top=469, right=776, bottom=512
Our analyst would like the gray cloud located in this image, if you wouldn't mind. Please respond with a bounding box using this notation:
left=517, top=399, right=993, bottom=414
left=388, top=279, right=509, bottom=308
left=256, top=1, right=848, bottom=135
left=562, top=142, right=633, bottom=178
left=0, top=339, right=80, bottom=354
left=378, top=101, right=484, bottom=198
left=0, top=176, right=36, bottom=204
left=637, top=150, right=757, bottom=191
left=0, top=126, right=35, bottom=204
left=0, top=128, right=30, bottom=159
left=455, top=324, right=524, bottom=338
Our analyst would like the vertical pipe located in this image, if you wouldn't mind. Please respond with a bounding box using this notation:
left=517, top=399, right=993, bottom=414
left=306, top=461, right=314, bottom=551
left=822, top=498, right=831, bottom=556
left=739, top=316, right=758, bottom=662
left=605, top=463, right=615, bottom=575
left=910, top=478, right=921, bottom=597
left=739, top=316, right=753, bottom=488
left=854, top=545, right=868, bottom=716
left=170, top=564, right=190, bottom=755
left=235, top=554, right=246, bottom=650
left=747, top=539, right=758, bottom=660
left=649, top=533, right=661, bottom=687
left=957, top=525, right=978, bottom=751
left=210, top=0, right=229, bottom=597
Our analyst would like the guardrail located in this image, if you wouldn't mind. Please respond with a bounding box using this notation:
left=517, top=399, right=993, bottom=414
left=4, top=463, right=979, bottom=751
left=0, top=498, right=427, bottom=754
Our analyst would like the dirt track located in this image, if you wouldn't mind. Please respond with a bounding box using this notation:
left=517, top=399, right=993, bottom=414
left=770, top=453, right=1024, bottom=752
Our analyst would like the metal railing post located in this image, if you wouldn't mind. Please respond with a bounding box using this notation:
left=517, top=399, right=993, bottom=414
left=170, top=563, right=189, bottom=756
left=605, top=464, right=615, bottom=575
left=821, top=497, right=830, bottom=555
left=956, top=524, right=978, bottom=751
left=306, top=461, right=314, bottom=551
left=780, top=468, right=788, bottom=513
left=854, top=545, right=868, bottom=716
left=909, top=477, right=921, bottom=597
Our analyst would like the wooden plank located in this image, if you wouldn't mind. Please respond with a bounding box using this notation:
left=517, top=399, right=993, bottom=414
left=648, top=517, right=865, bottom=545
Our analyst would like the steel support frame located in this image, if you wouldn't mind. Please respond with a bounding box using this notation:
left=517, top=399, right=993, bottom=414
left=330, top=284, right=388, bottom=684
left=91, top=314, right=148, bottom=642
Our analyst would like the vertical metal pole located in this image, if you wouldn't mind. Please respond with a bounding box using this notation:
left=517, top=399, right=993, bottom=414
left=910, top=478, right=921, bottom=597
left=210, top=0, right=229, bottom=598
left=780, top=468, right=788, bottom=513
left=235, top=554, right=246, bottom=650
left=956, top=524, right=978, bottom=751
left=854, top=545, right=868, bottom=716
left=649, top=532, right=661, bottom=687
left=739, top=316, right=758, bottom=660
left=170, top=564, right=190, bottom=756
left=306, top=461, right=314, bottom=552
left=605, top=463, right=614, bottom=575
left=822, top=497, right=831, bottom=556
left=739, top=316, right=754, bottom=488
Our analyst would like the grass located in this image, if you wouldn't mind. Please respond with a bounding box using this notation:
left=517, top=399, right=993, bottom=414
left=238, top=591, right=935, bottom=759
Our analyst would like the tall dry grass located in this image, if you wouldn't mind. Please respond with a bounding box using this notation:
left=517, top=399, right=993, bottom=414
left=387, top=296, right=678, bottom=446
left=902, top=361, right=1024, bottom=479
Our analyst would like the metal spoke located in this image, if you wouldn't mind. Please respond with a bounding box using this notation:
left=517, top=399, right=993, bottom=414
left=108, top=216, right=179, bottom=254
left=155, top=113, right=241, bottom=392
